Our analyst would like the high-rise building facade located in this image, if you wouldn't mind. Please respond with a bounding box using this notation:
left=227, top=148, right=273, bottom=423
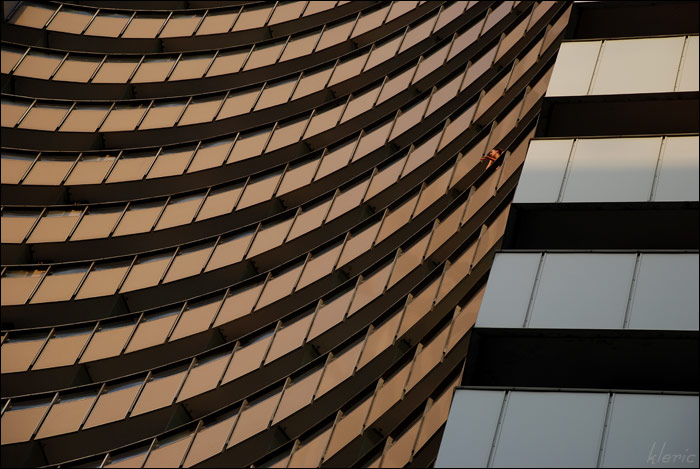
left=437, top=1, right=699, bottom=467
left=4, top=1, right=689, bottom=468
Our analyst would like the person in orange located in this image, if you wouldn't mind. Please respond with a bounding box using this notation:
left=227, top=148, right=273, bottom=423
left=480, top=148, right=504, bottom=168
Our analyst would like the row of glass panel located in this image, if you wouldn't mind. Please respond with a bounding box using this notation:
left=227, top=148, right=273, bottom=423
left=1, top=1, right=444, bottom=84
left=0, top=60, right=531, bottom=247
left=6, top=1, right=355, bottom=38
left=476, top=252, right=699, bottom=331
left=436, top=389, right=698, bottom=468
left=2, top=157, right=507, bottom=373
left=0, top=13, right=556, bottom=253
left=513, top=135, right=700, bottom=203
left=0, top=1, right=480, bottom=134
left=546, top=35, right=699, bottom=96
left=0, top=269, right=486, bottom=459
left=0, top=81, right=529, bottom=312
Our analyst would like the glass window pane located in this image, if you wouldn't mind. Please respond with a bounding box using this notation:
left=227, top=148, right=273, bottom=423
left=139, top=101, right=185, bottom=130
left=289, top=426, right=332, bottom=468
left=255, top=78, right=296, bottom=110
left=337, top=220, right=381, bottom=267
left=214, top=281, right=263, bottom=327
left=340, top=85, right=381, bottom=124
left=377, top=65, right=417, bottom=104
left=325, top=397, right=372, bottom=458
left=30, top=266, right=87, bottom=304
left=1, top=332, right=47, bottom=374
left=204, top=230, right=254, bottom=273
left=277, top=157, right=320, bottom=196
left=390, top=98, right=429, bottom=140
left=35, top=390, right=96, bottom=438
left=530, top=253, right=636, bottom=329
left=120, top=251, right=173, bottom=293
left=160, top=14, right=201, bottom=38
left=303, top=1, right=336, bottom=16
left=399, top=14, right=438, bottom=53
left=382, top=420, right=421, bottom=468
left=329, top=52, right=369, bottom=85
left=366, top=364, right=411, bottom=425
left=132, top=58, right=175, bottom=83
left=1, top=210, right=37, bottom=243
left=144, top=431, right=194, bottom=467
left=545, top=41, right=601, bottom=97
left=352, top=5, right=390, bottom=38
left=122, top=15, right=166, bottom=38
left=222, top=331, right=273, bottom=383
left=654, top=136, right=700, bottom=201
left=264, top=314, right=313, bottom=364
left=365, top=156, right=406, bottom=200
left=237, top=170, right=282, bottom=209
left=358, top=311, right=401, bottom=369
left=244, top=41, right=285, bottom=70
left=414, top=43, right=450, bottom=83
left=1, top=269, right=46, bottom=305
left=85, top=12, right=130, bottom=37
left=232, top=5, right=271, bottom=31
left=326, top=178, right=370, bottom=222
left=315, top=138, right=357, bottom=180
left=125, top=308, right=181, bottom=353
left=188, top=138, right=234, bottom=172
left=92, top=57, right=137, bottom=84
left=206, top=48, right=248, bottom=77
left=64, top=154, right=115, bottom=184
left=297, top=242, right=342, bottom=289
left=307, top=289, right=353, bottom=341
left=100, top=104, right=148, bottom=132
left=27, top=209, right=82, bottom=243
left=196, top=184, right=243, bottom=221
left=147, top=146, right=195, bottom=179
left=270, top=1, right=307, bottom=25
left=1, top=99, right=30, bottom=128
left=217, top=87, right=260, bottom=119
left=280, top=31, right=319, bottom=61
left=14, top=50, right=62, bottom=80
left=59, top=105, right=110, bottom=133
left=592, top=37, right=685, bottom=95
left=462, top=46, right=497, bottom=91
left=414, top=167, right=453, bottom=215
left=304, top=103, right=344, bottom=139
left=247, top=217, right=293, bottom=258
left=112, top=200, right=164, bottom=236
left=386, top=1, right=417, bottom=22
left=163, top=242, right=214, bottom=283
left=80, top=319, right=136, bottom=363
left=228, top=388, right=281, bottom=447
left=47, top=8, right=93, bottom=33
left=75, top=261, right=130, bottom=299
left=170, top=53, right=213, bottom=81
left=348, top=262, right=392, bottom=316
left=397, top=278, right=439, bottom=337
left=316, top=19, right=354, bottom=51
left=177, top=353, right=229, bottom=402
left=257, top=263, right=304, bottom=310
left=71, top=206, right=123, bottom=240
left=406, top=326, right=449, bottom=390
left=84, top=379, right=143, bottom=429
left=197, top=10, right=239, bottom=36
left=184, top=411, right=238, bottom=466
left=435, top=1, right=467, bottom=32
left=178, top=95, right=223, bottom=126
left=513, top=139, right=573, bottom=203
left=292, top=66, right=333, bottom=99
left=1, top=46, right=25, bottom=74
left=9, top=3, right=55, bottom=27
left=352, top=120, right=393, bottom=162
left=131, top=367, right=187, bottom=416
left=388, top=234, right=429, bottom=288
left=563, top=137, right=662, bottom=202
left=107, top=152, right=156, bottom=183
left=376, top=194, right=417, bottom=244
left=273, top=367, right=323, bottom=423
left=267, top=117, right=308, bottom=152
left=18, top=103, right=70, bottom=131
left=287, top=198, right=332, bottom=241
left=170, top=296, right=222, bottom=341
left=315, top=339, right=362, bottom=397
left=1, top=398, right=51, bottom=445
left=105, top=446, right=149, bottom=468
left=678, top=35, right=699, bottom=91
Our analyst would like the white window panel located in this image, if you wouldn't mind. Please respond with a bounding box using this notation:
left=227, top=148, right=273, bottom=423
left=591, top=37, right=685, bottom=95
left=628, top=254, right=699, bottom=331
left=492, top=391, right=608, bottom=468
left=476, top=253, right=541, bottom=328
left=653, top=136, right=699, bottom=202
left=545, top=41, right=601, bottom=97
left=677, top=36, right=699, bottom=91
left=513, top=139, right=573, bottom=203
left=562, top=137, right=661, bottom=203
left=529, top=253, right=636, bottom=329
left=435, top=390, right=505, bottom=468
left=601, top=394, right=699, bottom=467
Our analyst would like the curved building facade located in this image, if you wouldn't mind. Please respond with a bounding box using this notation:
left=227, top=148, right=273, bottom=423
left=1, top=1, right=572, bottom=467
